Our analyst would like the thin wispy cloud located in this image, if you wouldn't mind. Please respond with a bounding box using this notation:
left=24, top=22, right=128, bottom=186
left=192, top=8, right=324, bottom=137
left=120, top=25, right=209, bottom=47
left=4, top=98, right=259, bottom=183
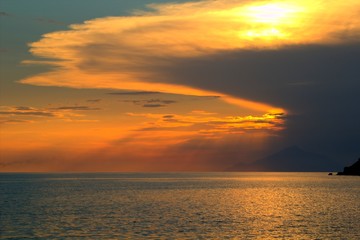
left=107, top=91, right=160, bottom=96
left=0, top=105, right=100, bottom=123
left=0, top=119, right=34, bottom=124
left=0, top=109, right=56, bottom=117
left=127, top=111, right=284, bottom=136
left=51, top=106, right=101, bottom=111
left=123, top=99, right=177, bottom=108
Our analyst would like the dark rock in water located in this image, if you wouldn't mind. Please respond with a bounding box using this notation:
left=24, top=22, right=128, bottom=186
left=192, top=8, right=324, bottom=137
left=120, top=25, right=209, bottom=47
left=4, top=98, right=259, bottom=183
left=328, top=173, right=333, bottom=175
left=337, top=158, right=360, bottom=176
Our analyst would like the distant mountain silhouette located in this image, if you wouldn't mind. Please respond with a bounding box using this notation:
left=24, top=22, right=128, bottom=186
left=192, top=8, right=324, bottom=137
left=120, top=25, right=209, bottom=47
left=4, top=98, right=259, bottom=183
left=228, top=146, right=342, bottom=172
left=337, top=158, right=360, bottom=176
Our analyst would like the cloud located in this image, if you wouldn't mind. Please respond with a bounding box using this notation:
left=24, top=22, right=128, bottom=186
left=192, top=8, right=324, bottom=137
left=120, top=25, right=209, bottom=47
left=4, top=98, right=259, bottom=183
left=149, top=99, right=176, bottom=104
left=0, top=106, right=53, bottom=124
left=51, top=106, right=101, bottom=111
left=20, top=0, right=360, bottom=111
left=0, top=119, right=33, bottom=124
left=160, top=44, right=360, bottom=109
left=0, top=105, right=100, bottom=123
left=127, top=111, right=285, bottom=136
left=162, top=43, right=360, bottom=158
left=107, top=91, right=161, bottom=95
left=122, top=98, right=177, bottom=108
left=142, top=104, right=166, bottom=108
left=30, top=0, right=347, bottom=112
left=0, top=109, right=55, bottom=117
left=15, top=106, right=36, bottom=111
left=16, top=0, right=360, bottom=161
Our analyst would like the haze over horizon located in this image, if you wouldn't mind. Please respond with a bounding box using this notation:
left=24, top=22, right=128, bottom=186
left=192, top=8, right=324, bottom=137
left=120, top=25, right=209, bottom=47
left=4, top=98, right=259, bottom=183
left=1, top=0, right=359, bottom=172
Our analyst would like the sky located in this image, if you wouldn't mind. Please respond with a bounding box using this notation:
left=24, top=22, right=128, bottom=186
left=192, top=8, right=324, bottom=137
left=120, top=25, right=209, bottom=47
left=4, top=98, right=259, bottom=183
left=0, top=0, right=359, bottom=172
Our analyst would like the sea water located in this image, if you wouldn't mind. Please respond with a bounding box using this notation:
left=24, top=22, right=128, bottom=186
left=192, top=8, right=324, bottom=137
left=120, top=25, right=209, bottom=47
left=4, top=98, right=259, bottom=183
left=1, top=172, right=359, bottom=239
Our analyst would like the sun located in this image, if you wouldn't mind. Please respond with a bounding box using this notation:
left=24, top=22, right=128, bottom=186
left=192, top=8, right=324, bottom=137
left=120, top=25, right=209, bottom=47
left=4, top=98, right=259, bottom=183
left=236, top=2, right=304, bottom=40
left=245, top=3, right=302, bottom=25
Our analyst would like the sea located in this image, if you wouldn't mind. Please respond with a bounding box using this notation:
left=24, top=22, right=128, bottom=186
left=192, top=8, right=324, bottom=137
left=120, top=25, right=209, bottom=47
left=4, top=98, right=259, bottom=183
left=1, top=172, right=359, bottom=239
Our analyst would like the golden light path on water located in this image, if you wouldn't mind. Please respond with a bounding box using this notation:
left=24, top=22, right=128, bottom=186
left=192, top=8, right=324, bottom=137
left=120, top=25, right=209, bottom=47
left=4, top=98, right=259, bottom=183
left=2, top=173, right=360, bottom=238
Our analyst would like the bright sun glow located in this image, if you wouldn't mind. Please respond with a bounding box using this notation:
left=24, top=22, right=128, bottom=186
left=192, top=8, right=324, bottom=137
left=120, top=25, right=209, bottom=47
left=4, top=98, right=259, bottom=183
left=238, top=2, right=305, bottom=39
left=245, top=3, right=303, bottom=24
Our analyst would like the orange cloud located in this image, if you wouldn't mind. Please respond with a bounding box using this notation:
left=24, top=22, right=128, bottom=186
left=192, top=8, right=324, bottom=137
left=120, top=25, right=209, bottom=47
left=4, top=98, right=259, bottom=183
left=7, top=0, right=360, bottom=171
left=128, top=111, right=285, bottom=137
left=1, top=101, right=284, bottom=172
left=0, top=105, right=101, bottom=123
left=20, top=0, right=360, bottom=113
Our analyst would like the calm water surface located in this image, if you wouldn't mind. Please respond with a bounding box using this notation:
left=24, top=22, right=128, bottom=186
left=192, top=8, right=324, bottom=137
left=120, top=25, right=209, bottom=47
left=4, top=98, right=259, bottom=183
left=1, top=172, right=359, bottom=239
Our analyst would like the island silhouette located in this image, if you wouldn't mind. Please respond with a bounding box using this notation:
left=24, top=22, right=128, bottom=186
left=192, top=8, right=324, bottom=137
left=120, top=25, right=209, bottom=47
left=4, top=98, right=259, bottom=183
left=337, top=158, right=360, bottom=176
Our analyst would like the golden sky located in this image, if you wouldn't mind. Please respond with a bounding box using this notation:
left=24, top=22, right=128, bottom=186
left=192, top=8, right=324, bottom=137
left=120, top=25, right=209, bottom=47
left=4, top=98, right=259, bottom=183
left=1, top=0, right=360, bottom=171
